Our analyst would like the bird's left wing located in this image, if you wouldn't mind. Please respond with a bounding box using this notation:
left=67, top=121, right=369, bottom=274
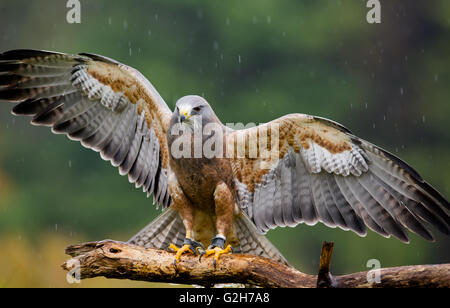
left=226, top=113, right=450, bottom=242
left=0, top=49, right=172, bottom=209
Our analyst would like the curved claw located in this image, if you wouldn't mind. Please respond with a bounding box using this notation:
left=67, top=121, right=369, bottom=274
left=187, top=238, right=205, bottom=256
left=169, top=243, right=192, bottom=267
left=198, top=250, right=206, bottom=263
left=203, top=245, right=232, bottom=268
left=169, top=239, right=205, bottom=266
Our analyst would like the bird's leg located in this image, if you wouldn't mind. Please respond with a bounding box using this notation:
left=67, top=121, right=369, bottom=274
left=167, top=177, right=205, bottom=266
left=200, top=182, right=234, bottom=267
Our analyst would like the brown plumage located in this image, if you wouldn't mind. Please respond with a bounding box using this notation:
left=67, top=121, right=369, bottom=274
left=1, top=49, right=449, bottom=267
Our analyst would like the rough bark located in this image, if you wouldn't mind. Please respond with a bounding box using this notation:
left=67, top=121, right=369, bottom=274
left=61, top=240, right=450, bottom=288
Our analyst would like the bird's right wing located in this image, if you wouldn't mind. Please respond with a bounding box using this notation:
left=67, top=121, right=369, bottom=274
left=0, top=49, right=173, bottom=209
left=226, top=113, right=450, bottom=242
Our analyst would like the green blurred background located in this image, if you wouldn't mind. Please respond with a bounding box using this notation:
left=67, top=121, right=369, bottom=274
left=0, top=0, right=449, bottom=287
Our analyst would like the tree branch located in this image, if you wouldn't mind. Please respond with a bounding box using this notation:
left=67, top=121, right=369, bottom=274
left=316, top=241, right=336, bottom=288
left=61, top=240, right=450, bottom=288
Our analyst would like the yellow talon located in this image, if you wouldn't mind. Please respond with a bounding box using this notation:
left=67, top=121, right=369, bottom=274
left=203, top=245, right=232, bottom=267
left=169, top=243, right=194, bottom=266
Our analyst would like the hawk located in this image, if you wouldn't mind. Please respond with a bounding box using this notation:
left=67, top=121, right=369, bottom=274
left=1, top=49, right=449, bottom=266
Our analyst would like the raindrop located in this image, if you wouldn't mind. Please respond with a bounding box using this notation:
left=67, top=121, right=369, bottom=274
left=252, top=16, right=257, bottom=24
left=267, top=16, right=272, bottom=24
left=365, top=102, right=368, bottom=109
left=422, top=115, right=426, bottom=123
left=108, top=17, right=112, bottom=25
left=225, top=17, right=230, bottom=26
left=400, top=87, right=404, bottom=95
left=55, top=224, right=58, bottom=232
left=434, top=74, right=439, bottom=82
left=238, top=55, right=241, bottom=63
left=213, top=41, right=219, bottom=51
left=383, top=115, right=386, bottom=121
left=148, top=29, right=152, bottom=36
left=129, top=48, right=132, bottom=56
left=68, top=160, right=72, bottom=168
left=123, top=20, right=128, bottom=30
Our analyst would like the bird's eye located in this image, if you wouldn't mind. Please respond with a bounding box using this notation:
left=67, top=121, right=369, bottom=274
left=193, top=106, right=201, bottom=112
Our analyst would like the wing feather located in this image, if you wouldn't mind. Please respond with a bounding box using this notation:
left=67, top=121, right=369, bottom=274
left=335, top=175, right=388, bottom=237
left=311, top=174, right=336, bottom=228
left=319, top=173, right=347, bottom=228
left=280, top=151, right=297, bottom=227
left=0, top=49, right=172, bottom=209
left=228, top=113, right=449, bottom=241
left=346, top=175, right=409, bottom=242
left=326, top=176, right=366, bottom=235
left=295, top=154, right=317, bottom=225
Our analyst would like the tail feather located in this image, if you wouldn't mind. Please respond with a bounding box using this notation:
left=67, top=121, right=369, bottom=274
left=128, top=207, right=185, bottom=249
left=233, top=213, right=290, bottom=266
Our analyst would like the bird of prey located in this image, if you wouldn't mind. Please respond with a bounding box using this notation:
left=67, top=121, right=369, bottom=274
left=0, top=49, right=449, bottom=266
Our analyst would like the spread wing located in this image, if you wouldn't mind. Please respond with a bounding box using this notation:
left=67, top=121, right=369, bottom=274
left=0, top=49, right=172, bottom=209
left=226, top=113, right=450, bottom=242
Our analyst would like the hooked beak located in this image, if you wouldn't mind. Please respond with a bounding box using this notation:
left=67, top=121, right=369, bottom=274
left=179, top=109, right=190, bottom=123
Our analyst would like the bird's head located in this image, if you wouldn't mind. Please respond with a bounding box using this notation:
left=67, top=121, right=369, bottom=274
left=173, top=95, right=217, bottom=129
